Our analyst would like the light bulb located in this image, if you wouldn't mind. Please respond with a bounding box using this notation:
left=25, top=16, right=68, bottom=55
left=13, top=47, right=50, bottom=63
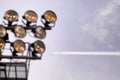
left=43, top=10, right=57, bottom=23
left=0, top=25, right=7, bottom=38
left=0, top=38, right=5, bottom=50
left=33, top=40, right=45, bottom=53
left=14, top=25, right=26, bottom=38
left=34, top=26, right=46, bottom=39
left=13, top=40, right=25, bottom=53
left=4, top=10, right=18, bottom=22
left=23, top=10, right=38, bottom=23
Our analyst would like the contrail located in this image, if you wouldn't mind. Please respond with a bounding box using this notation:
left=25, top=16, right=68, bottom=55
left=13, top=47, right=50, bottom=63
left=54, top=52, right=120, bottom=56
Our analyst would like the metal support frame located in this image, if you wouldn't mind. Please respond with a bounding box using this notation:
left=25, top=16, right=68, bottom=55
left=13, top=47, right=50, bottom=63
left=0, top=42, right=39, bottom=80
left=0, top=63, right=7, bottom=80
left=0, top=60, right=31, bottom=80
left=0, top=10, right=57, bottom=80
left=0, top=63, right=29, bottom=80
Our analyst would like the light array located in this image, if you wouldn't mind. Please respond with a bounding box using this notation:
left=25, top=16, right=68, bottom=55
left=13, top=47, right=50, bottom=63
left=0, top=9, right=57, bottom=59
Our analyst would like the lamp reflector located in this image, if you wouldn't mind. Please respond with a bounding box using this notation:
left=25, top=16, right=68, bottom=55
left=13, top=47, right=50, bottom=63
left=13, top=40, right=25, bottom=53
left=4, top=10, right=18, bottom=22
left=43, top=10, right=57, bottom=23
left=14, top=25, right=26, bottom=38
left=0, top=38, right=5, bottom=50
left=0, top=25, right=7, bottom=38
left=33, top=40, right=45, bottom=54
left=34, top=26, right=46, bottom=39
left=23, top=10, right=38, bottom=23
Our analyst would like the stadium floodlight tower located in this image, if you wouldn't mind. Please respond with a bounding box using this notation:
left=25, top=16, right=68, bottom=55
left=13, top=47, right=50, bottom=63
left=0, top=10, right=57, bottom=80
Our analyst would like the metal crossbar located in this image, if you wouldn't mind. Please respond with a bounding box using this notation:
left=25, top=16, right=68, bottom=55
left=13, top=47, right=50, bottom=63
left=0, top=58, right=30, bottom=80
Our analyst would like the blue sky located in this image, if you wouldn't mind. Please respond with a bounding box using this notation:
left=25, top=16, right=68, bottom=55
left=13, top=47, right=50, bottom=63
left=0, top=0, right=120, bottom=80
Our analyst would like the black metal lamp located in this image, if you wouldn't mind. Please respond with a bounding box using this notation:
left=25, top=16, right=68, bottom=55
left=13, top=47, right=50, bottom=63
left=4, top=10, right=18, bottom=26
left=23, top=10, right=38, bottom=27
left=41, top=10, right=57, bottom=30
left=31, top=40, right=45, bottom=57
left=32, top=26, right=46, bottom=39
left=11, top=40, right=26, bottom=56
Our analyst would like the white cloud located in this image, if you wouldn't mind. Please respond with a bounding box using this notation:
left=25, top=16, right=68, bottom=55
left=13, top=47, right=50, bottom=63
left=92, top=28, right=108, bottom=42
left=113, top=0, right=120, bottom=4
left=82, top=0, right=120, bottom=42
left=96, top=0, right=120, bottom=25
left=108, top=44, right=114, bottom=49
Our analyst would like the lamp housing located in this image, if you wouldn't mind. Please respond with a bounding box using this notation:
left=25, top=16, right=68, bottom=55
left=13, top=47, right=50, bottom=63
left=0, top=25, right=7, bottom=38
left=0, top=38, right=5, bottom=50
left=23, top=10, right=38, bottom=23
left=32, top=26, right=46, bottom=39
left=11, top=40, right=25, bottom=56
left=4, top=10, right=18, bottom=22
left=14, top=25, right=26, bottom=38
left=31, top=40, right=45, bottom=57
left=41, top=10, right=57, bottom=29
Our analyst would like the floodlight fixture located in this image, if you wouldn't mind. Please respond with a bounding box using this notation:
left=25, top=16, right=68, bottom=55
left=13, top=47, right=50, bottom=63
left=31, top=40, right=45, bottom=57
left=42, top=10, right=57, bottom=23
left=0, top=38, right=5, bottom=50
left=23, top=10, right=38, bottom=26
left=4, top=10, right=18, bottom=23
left=33, top=26, right=46, bottom=39
left=41, top=10, right=57, bottom=29
left=0, top=9, right=57, bottom=80
left=11, top=40, right=25, bottom=56
left=13, top=40, right=25, bottom=53
left=0, top=10, right=57, bottom=59
left=0, top=25, right=7, bottom=38
left=14, top=25, right=26, bottom=38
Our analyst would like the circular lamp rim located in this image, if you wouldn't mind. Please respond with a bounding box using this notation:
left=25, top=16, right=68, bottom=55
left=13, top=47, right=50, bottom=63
left=34, top=26, right=46, bottom=39
left=13, top=40, right=26, bottom=53
left=0, top=25, right=7, bottom=38
left=23, top=10, right=38, bottom=23
left=14, top=25, right=26, bottom=38
left=4, top=10, right=18, bottom=22
left=33, top=40, right=45, bottom=53
left=0, top=38, right=5, bottom=50
left=43, top=10, right=57, bottom=23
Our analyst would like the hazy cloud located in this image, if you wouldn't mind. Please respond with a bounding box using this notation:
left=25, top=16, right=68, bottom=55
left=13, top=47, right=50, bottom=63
left=82, top=0, right=120, bottom=43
